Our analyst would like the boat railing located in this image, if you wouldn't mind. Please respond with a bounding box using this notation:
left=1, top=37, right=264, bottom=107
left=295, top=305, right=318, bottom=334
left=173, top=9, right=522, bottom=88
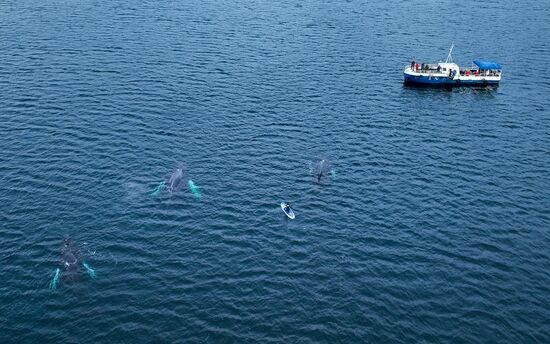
left=407, top=66, right=501, bottom=77
left=458, top=69, right=501, bottom=77
left=407, top=66, right=450, bottom=75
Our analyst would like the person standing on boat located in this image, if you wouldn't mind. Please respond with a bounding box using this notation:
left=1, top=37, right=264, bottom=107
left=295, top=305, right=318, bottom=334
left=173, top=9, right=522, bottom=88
left=411, top=60, right=415, bottom=71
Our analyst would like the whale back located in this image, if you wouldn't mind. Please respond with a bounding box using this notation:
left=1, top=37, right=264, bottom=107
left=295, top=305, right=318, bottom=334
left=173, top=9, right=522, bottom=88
left=60, top=237, right=83, bottom=285
left=167, top=168, right=186, bottom=192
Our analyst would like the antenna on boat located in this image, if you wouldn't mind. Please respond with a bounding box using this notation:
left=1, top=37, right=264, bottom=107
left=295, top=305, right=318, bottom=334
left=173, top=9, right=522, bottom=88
left=445, top=43, right=454, bottom=63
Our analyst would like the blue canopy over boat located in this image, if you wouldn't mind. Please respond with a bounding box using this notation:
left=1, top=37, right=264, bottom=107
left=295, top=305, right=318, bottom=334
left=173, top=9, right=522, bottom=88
left=474, top=60, right=502, bottom=70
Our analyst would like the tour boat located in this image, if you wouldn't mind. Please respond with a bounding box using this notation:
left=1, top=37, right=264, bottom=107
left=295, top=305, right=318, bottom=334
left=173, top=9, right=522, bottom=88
left=404, top=45, right=502, bottom=87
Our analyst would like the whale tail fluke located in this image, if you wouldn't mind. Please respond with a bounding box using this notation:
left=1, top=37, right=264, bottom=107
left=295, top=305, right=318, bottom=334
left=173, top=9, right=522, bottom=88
left=83, top=262, right=96, bottom=279
left=49, top=268, right=60, bottom=290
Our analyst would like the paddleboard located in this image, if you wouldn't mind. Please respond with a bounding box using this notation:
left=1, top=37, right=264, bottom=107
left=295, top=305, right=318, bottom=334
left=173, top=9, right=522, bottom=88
left=280, top=202, right=295, bottom=219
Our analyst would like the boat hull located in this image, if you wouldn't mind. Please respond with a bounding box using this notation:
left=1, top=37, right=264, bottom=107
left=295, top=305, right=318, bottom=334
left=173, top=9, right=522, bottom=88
left=403, top=73, right=499, bottom=87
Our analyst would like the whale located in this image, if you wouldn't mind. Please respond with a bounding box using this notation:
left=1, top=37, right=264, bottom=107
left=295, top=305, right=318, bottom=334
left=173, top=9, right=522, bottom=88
left=314, top=158, right=332, bottom=182
left=49, top=237, right=95, bottom=290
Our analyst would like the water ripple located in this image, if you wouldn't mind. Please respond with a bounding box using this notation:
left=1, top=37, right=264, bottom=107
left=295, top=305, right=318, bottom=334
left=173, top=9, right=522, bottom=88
left=1, top=0, right=550, bottom=343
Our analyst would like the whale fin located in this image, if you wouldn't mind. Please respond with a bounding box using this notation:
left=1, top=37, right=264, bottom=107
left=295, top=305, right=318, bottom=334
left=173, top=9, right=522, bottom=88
left=150, top=181, right=166, bottom=197
left=49, top=268, right=60, bottom=290
left=188, top=180, right=201, bottom=199
left=83, top=262, right=96, bottom=279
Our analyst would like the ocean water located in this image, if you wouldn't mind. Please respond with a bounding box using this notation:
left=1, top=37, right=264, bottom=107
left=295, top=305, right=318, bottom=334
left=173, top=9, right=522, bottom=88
left=1, top=0, right=550, bottom=342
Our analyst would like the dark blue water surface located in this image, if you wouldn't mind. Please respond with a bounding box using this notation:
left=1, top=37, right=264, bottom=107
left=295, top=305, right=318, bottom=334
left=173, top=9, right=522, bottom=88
left=1, top=0, right=550, bottom=342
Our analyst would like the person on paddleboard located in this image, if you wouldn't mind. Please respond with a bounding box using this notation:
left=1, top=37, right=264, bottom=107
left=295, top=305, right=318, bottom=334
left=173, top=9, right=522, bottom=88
left=284, top=202, right=291, bottom=212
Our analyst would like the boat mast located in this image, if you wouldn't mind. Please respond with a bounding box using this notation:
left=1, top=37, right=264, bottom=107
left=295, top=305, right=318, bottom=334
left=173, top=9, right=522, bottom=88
left=445, top=43, right=454, bottom=63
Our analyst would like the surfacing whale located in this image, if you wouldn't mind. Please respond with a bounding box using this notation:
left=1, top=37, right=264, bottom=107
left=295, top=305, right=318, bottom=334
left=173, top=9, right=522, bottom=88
left=314, top=158, right=333, bottom=182
left=49, top=237, right=96, bottom=290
